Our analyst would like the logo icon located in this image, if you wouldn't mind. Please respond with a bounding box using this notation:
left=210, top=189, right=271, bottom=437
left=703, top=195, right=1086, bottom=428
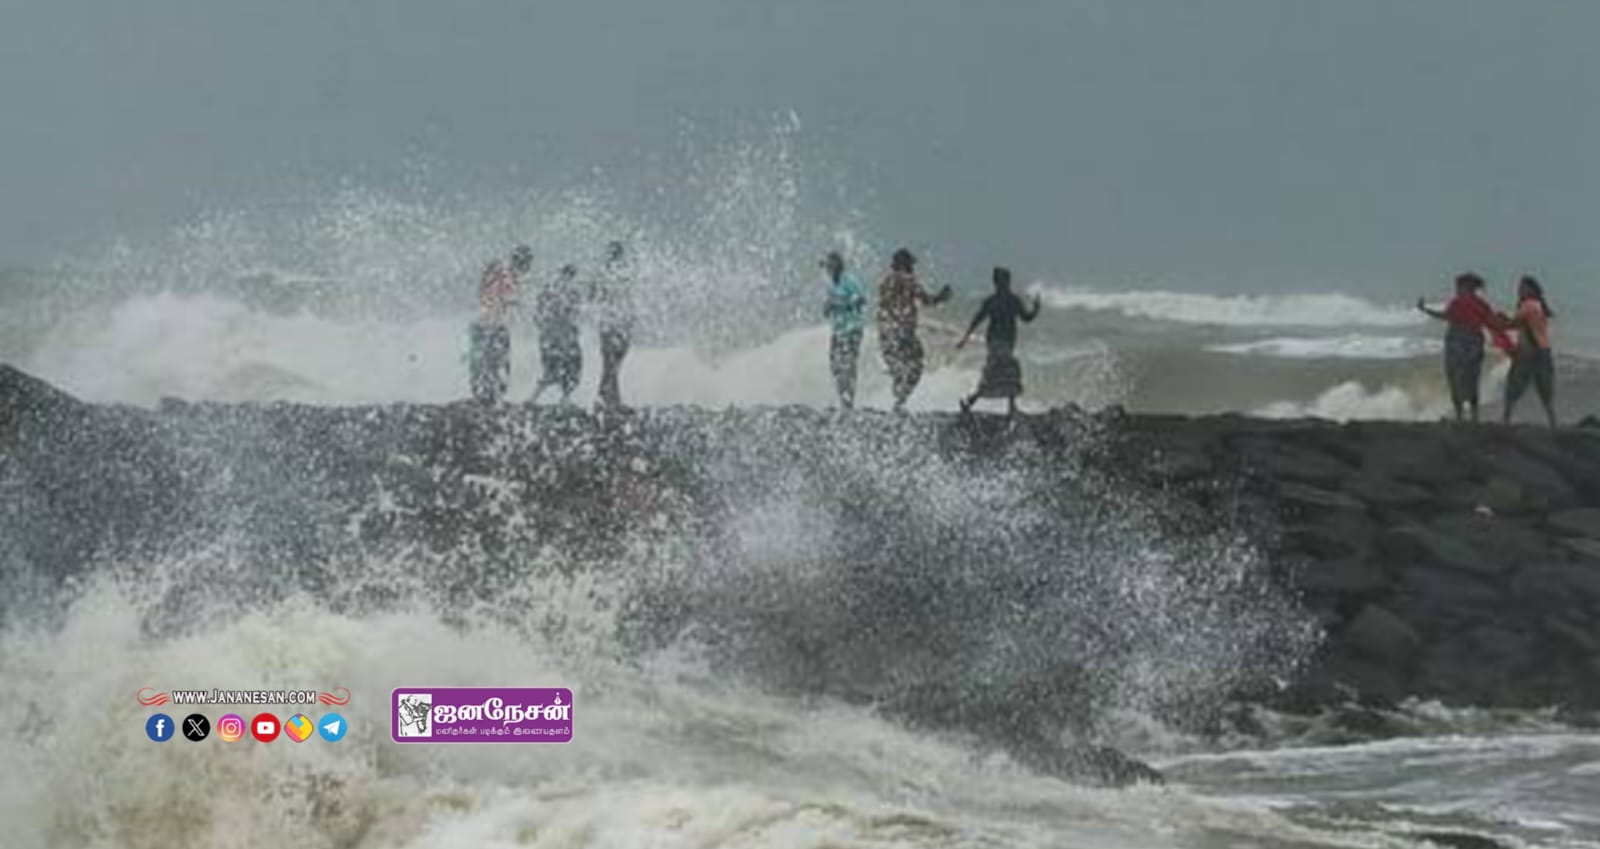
left=251, top=713, right=280, bottom=743
left=217, top=714, right=244, bottom=742
left=146, top=713, right=175, bottom=742
left=137, top=688, right=171, bottom=707
left=182, top=714, right=211, bottom=741
left=284, top=714, right=314, bottom=742
left=317, top=688, right=352, bottom=707
left=390, top=688, right=572, bottom=744
left=317, top=713, right=348, bottom=742
left=395, top=693, right=433, bottom=738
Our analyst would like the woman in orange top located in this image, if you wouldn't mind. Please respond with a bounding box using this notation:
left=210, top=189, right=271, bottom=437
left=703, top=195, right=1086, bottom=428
left=1501, top=275, right=1557, bottom=428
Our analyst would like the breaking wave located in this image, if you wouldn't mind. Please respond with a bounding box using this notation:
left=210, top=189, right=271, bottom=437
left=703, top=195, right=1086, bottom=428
left=1040, top=287, right=1424, bottom=329
left=1208, top=335, right=1439, bottom=360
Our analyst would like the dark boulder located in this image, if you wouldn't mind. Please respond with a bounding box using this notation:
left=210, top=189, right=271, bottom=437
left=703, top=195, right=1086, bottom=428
left=1297, top=556, right=1388, bottom=597
left=1547, top=616, right=1600, bottom=656
left=1548, top=557, right=1600, bottom=607
left=1428, top=514, right=1552, bottom=574
left=1278, top=481, right=1367, bottom=514
left=1342, top=603, right=1422, bottom=665
left=1234, top=438, right=1354, bottom=487
left=1358, top=434, right=1470, bottom=488
left=1415, top=831, right=1510, bottom=849
left=1342, top=473, right=1436, bottom=512
left=1549, top=508, right=1600, bottom=540
left=1564, top=538, right=1600, bottom=564
left=1283, top=510, right=1380, bottom=560
left=1378, top=525, right=1504, bottom=578
left=1479, top=445, right=1578, bottom=512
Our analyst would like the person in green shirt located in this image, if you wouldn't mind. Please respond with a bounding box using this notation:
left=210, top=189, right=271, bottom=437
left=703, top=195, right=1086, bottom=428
left=822, top=251, right=867, bottom=408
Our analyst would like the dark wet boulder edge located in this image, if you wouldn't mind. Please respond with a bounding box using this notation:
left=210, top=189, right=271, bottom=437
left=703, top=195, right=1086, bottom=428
left=1104, top=412, right=1600, bottom=711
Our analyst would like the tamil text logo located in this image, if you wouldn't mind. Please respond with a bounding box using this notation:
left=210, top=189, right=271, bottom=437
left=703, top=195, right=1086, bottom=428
left=391, top=688, right=572, bottom=744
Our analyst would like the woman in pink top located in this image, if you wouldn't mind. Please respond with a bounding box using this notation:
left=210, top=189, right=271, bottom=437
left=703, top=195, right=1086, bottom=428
left=1501, top=275, right=1557, bottom=428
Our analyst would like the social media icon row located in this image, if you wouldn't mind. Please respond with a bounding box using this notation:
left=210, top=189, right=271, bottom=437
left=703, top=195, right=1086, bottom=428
left=146, top=712, right=347, bottom=743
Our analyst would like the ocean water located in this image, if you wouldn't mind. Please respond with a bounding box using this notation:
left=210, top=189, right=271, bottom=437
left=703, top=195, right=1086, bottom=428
left=3, top=142, right=1599, bottom=849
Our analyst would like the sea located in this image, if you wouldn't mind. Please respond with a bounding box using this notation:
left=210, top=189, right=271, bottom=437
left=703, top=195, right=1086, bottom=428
left=1, top=158, right=1598, bottom=849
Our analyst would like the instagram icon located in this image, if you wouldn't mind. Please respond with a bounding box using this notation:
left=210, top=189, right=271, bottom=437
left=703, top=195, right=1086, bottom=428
left=217, top=714, right=245, bottom=743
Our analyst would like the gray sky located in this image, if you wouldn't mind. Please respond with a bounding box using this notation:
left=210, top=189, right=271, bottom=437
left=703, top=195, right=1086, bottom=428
left=2, top=0, right=1596, bottom=294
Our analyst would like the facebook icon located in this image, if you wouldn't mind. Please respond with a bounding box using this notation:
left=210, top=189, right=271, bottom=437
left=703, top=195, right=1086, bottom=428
left=146, top=713, right=175, bottom=742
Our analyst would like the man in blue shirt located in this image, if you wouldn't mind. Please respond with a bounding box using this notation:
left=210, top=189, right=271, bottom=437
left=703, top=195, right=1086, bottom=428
left=822, top=252, right=867, bottom=408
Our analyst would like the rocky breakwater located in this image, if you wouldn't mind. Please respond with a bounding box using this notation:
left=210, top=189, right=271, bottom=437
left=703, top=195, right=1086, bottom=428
left=1101, top=412, right=1600, bottom=712
left=3, top=361, right=1598, bottom=747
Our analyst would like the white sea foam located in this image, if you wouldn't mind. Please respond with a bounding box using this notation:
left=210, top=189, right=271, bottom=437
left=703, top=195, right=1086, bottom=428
left=1208, top=335, right=1439, bottom=360
left=1252, top=360, right=1511, bottom=422
left=0, top=578, right=1343, bottom=849
left=1040, top=287, right=1424, bottom=329
left=1254, top=382, right=1443, bottom=422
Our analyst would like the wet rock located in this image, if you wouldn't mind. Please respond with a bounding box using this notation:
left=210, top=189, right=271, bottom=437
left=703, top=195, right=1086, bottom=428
left=1395, top=572, right=1502, bottom=626
left=1378, top=525, right=1503, bottom=577
left=1297, top=556, right=1387, bottom=596
left=1234, top=438, right=1354, bottom=487
left=1359, top=435, right=1470, bottom=487
left=1564, top=538, right=1600, bottom=563
left=1342, top=474, right=1436, bottom=512
left=1343, top=604, right=1422, bottom=665
left=1416, top=830, right=1510, bottom=849
left=1279, top=481, right=1367, bottom=514
left=1549, top=508, right=1600, bottom=539
left=1143, top=446, right=1214, bottom=482
left=1480, top=446, right=1578, bottom=511
left=1549, top=557, right=1600, bottom=606
left=1414, top=627, right=1538, bottom=706
left=1321, top=654, right=1409, bottom=706
left=1284, top=511, right=1380, bottom=560
left=1547, top=617, right=1600, bottom=655
left=1008, top=741, right=1165, bottom=788
left=1427, top=514, right=1551, bottom=574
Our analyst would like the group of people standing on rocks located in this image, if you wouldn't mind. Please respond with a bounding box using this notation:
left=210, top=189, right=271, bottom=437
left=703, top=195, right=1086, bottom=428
left=471, top=242, right=1046, bottom=415
left=468, top=240, right=634, bottom=408
left=824, top=248, right=1042, bottom=414
left=1418, top=274, right=1559, bottom=427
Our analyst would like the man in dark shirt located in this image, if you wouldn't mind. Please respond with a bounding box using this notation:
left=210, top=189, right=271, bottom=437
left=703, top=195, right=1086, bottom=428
left=957, top=267, right=1041, bottom=416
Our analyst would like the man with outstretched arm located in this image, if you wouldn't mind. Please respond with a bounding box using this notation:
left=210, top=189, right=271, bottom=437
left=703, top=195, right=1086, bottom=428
left=957, top=267, right=1040, bottom=417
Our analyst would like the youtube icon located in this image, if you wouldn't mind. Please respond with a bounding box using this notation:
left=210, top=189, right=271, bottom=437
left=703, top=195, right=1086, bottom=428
left=251, top=713, right=281, bottom=743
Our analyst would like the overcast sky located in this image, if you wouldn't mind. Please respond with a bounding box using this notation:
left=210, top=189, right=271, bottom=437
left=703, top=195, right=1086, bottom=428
left=2, top=0, right=1596, bottom=292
